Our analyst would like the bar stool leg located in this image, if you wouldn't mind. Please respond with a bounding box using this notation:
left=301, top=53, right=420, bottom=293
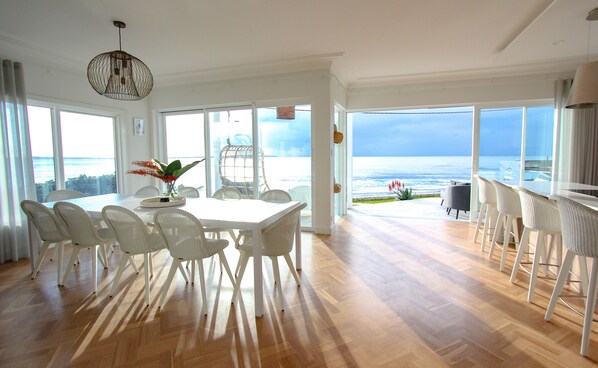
left=510, top=227, right=530, bottom=283
left=528, top=230, right=545, bottom=302
left=579, top=256, right=589, bottom=296
left=580, top=258, right=598, bottom=356
left=474, top=203, right=487, bottom=243
left=482, top=207, right=497, bottom=253
left=489, top=213, right=505, bottom=260
left=545, top=252, right=576, bottom=320
left=499, top=215, right=513, bottom=272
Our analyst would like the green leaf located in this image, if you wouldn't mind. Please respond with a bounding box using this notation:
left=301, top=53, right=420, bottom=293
left=152, top=159, right=168, bottom=176
left=164, top=160, right=182, bottom=176
left=173, top=160, right=203, bottom=177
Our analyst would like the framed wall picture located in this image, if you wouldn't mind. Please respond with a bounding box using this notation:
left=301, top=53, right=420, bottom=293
left=133, top=117, right=145, bottom=136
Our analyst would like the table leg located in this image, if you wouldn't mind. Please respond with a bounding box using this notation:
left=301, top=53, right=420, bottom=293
left=252, top=228, right=263, bottom=317
left=295, top=217, right=302, bottom=270
left=57, top=242, right=63, bottom=286
left=27, top=218, right=38, bottom=274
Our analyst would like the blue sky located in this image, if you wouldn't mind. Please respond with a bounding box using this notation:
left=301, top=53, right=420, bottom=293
left=351, top=106, right=554, bottom=157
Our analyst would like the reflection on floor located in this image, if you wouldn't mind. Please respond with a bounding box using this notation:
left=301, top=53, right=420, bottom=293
left=350, top=196, right=471, bottom=221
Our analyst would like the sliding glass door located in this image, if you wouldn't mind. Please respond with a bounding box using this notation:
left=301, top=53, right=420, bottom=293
left=256, top=105, right=312, bottom=227
left=523, top=106, right=554, bottom=181
left=479, top=108, right=523, bottom=182
left=163, top=112, right=207, bottom=197
left=477, top=105, right=554, bottom=185
left=162, top=104, right=312, bottom=227
left=208, top=107, right=254, bottom=196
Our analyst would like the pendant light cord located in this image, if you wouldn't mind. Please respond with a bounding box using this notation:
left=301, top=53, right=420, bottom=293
left=587, top=20, right=591, bottom=64
left=118, top=26, right=122, bottom=51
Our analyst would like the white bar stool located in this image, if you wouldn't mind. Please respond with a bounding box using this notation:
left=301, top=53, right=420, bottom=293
left=489, top=180, right=522, bottom=272
left=510, top=188, right=562, bottom=302
left=473, top=176, right=498, bottom=253
left=545, top=195, right=597, bottom=356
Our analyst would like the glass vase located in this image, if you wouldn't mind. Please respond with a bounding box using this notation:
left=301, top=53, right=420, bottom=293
left=162, top=181, right=178, bottom=200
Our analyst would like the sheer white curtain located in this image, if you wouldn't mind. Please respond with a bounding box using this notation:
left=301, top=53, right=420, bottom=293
left=554, top=79, right=573, bottom=185
left=0, top=59, right=35, bottom=263
left=570, top=108, right=598, bottom=185
left=555, top=78, right=598, bottom=186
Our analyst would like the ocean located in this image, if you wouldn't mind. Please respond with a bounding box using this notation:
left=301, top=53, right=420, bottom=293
left=351, top=155, right=521, bottom=198
left=33, top=156, right=517, bottom=198
left=33, top=157, right=116, bottom=182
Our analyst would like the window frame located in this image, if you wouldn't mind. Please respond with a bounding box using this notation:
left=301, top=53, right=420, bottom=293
left=27, top=99, right=124, bottom=199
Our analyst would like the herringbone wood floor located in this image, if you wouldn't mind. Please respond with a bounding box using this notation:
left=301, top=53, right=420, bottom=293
left=0, top=213, right=597, bottom=367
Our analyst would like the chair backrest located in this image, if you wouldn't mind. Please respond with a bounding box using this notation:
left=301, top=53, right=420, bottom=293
left=444, top=185, right=471, bottom=210
left=102, top=205, right=158, bottom=255
left=20, top=200, right=69, bottom=242
left=44, top=189, right=87, bottom=202
left=212, top=186, right=242, bottom=200
left=477, top=176, right=496, bottom=206
left=177, top=186, right=200, bottom=198
left=259, top=189, right=291, bottom=202
left=518, top=187, right=561, bottom=232
left=53, top=202, right=104, bottom=247
left=134, top=185, right=160, bottom=198
left=554, top=195, right=598, bottom=257
left=289, top=185, right=311, bottom=210
left=261, top=203, right=307, bottom=257
left=491, top=180, right=522, bottom=216
left=153, top=208, right=212, bottom=259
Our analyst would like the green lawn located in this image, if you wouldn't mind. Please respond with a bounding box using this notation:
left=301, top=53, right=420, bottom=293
left=353, top=194, right=440, bottom=204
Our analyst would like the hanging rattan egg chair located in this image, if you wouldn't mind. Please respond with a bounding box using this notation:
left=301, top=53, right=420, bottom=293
left=218, top=141, right=270, bottom=197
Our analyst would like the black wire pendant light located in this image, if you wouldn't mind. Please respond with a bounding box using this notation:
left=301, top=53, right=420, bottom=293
left=87, top=21, right=153, bottom=101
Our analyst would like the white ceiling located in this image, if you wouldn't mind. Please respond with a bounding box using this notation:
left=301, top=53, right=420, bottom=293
left=1, top=0, right=598, bottom=88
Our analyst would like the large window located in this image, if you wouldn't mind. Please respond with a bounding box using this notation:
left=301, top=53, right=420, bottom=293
left=164, top=112, right=207, bottom=196
left=208, top=108, right=253, bottom=195
left=524, top=106, right=554, bottom=181
left=28, top=105, right=117, bottom=202
left=257, top=105, right=312, bottom=227
left=162, top=104, right=313, bottom=227
left=350, top=107, right=473, bottom=198
left=479, top=108, right=523, bottom=181
left=478, top=106, right=554, bottom=183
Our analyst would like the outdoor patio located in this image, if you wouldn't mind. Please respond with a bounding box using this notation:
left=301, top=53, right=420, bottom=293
left=349, top=196, right=472, bottom=222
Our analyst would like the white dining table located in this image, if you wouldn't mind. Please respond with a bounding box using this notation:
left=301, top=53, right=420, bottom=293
left=36, top=193, right=303, bottom=317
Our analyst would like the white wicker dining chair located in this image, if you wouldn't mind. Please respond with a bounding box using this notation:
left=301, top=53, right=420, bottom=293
left=20, top=200, right=71, bottom=285
left=207, top=186, right=241, bottom=240
left=177, top=186, right=200, bottom=198
left=212, top=186, right=242, bottom=200
left=102, top=205, right=168, bottom=306
left=44, top=189, right=92, bottom=262
left=489, top=180, right=522, bottom=272
left=233, top=188, right=293, bottom=275
left=44, top=189, right=87, bottom=202
left=232, top=203, right=306, bottom=311
left=134, top=185, right=161, bottom=198
left=259, top=189, right=292, bottom=202
left=473, top=176, right=498, bottom=252
left=153, top=208, right=236, bottom=315
left=510, top=188, right=562, bottom=302
left=545, top=195, right=598, bottom=356
left=53, top=201, right=115, bottom=292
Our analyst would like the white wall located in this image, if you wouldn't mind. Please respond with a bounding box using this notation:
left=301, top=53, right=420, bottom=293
left=346, top=73, right=572, bottom=111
